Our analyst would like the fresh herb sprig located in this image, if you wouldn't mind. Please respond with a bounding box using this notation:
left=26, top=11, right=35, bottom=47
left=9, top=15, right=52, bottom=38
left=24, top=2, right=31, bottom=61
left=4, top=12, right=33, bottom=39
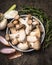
left=18, top=7, right=52, bottom=49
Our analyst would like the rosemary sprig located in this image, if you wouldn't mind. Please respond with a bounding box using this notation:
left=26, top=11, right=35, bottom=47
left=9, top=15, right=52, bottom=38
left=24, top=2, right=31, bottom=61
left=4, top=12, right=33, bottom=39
left=19, top=7, right=52, bottom=49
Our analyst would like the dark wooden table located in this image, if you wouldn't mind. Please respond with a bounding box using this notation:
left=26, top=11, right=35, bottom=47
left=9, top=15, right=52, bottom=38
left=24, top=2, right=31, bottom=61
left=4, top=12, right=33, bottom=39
left=0, top=0, right=52, bottom=65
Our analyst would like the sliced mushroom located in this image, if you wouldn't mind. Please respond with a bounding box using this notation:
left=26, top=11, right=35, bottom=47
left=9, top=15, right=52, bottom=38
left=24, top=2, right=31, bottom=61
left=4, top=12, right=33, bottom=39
left=32, top=26, right=41, bottom=38
left=16, top=24, right=25, bottom=30
left=7, top=22, right=14, bottom=28
left=10, top=27, right=17, bottom=34
left=25, top=25, right=32, bottom=35
left=12, top=38, right=18, bottom=45
left=32, top=19, right=39, bottom=25
left=13, top=20, right=18, bottom=25
left=5, top=34, right=10, bottom=41
left=9, top=32, right=19, bottom=40
left=17, top=42, right=29, bottom=50
left=8, top=51, right=23, bottom=59
left=27, top=14, right=32, bottom=19
left=27, top=19, right=32, bottom=25
left=27, top=36, right=38, bottom=43
left=18, top=29, right=26, bottom=42
left=14, top=15, right=20, bottom=20
left=29, top=41, right=40, bottom=50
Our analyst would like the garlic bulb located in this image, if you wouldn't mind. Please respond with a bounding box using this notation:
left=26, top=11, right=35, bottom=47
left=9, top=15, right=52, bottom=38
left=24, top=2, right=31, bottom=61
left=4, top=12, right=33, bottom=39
left=0, top=18, right=7, bottom=30
left=4, top=10, right=18, bottom=19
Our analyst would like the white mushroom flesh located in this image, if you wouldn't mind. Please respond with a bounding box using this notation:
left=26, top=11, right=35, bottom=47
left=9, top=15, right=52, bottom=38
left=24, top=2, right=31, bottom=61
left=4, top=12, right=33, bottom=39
left=18, top=29, right=26, bottom=42
left=17, top=42, right=29, bottom=50
left=27, top=36, right=38, bottom=43
left=29, top=41, right=40, bottom=50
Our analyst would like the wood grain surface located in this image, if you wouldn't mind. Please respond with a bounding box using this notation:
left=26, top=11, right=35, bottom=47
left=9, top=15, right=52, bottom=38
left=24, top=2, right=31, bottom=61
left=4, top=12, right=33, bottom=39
left=0, top=0, right=52, bottom=65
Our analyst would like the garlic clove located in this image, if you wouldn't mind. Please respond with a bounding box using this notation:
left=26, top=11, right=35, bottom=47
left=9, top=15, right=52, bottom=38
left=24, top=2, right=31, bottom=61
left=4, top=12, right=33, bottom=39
left=13, top=20, right=18, bottom=25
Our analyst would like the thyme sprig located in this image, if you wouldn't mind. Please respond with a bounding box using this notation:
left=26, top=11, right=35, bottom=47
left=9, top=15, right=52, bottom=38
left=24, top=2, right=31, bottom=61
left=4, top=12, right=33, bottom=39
left=18, top=7, right=52, bottom=49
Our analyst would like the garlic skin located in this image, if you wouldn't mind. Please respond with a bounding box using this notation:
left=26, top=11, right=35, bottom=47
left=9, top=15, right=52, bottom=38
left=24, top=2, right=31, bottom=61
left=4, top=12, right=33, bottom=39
left=17, top=42, right=29, bottom=50
left=4, top=10, right=18, bottom=19
left=0, top=18, right=7, bottom=30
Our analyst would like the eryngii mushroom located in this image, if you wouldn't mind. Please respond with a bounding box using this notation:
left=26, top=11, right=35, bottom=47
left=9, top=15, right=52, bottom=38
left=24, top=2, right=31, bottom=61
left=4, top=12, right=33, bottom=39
left=27, top=36, right=38, bottom=43
left=14, top=15, right=20, bottom=20
left=18, top=29, right=26, bottom=42
left=17, top=42, right=29, bottom=50
left=0, top=13, right=7, bottom=30
left=5, top=33, right=10, bottom=41
left=27, top=19, right=32, bottom=25
left=30, top=29, right=41, bottom=38
left=32, top=25, right=41, bottom=38
left=25, top=25, right=32, bottom=35
left=32, top=19, right=40, bottom=25
left=12, top=38, right=18, bottom=45
left=10, top=27, right=17, bottom=34
left=29, top=40, right=40, bottom=50
left=7, top=22, right=14, bottom=28
left=16, top=24, right=25, bottom=30
left=9, top=32, right=19, bottom=40
left=13, top=20, right=18, bottom=25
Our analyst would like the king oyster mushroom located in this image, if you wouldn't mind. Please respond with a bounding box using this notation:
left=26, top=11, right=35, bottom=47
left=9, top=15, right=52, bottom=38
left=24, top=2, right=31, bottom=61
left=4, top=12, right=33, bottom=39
left=30, top=25, right=41, bottom=38
left=18, top=29, right=26, bottom=42
left=27, top=35, right=38, bottom=43
left=29, top=40, right=40, bottom=50
left=17, top=42, right=29, bottom=50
